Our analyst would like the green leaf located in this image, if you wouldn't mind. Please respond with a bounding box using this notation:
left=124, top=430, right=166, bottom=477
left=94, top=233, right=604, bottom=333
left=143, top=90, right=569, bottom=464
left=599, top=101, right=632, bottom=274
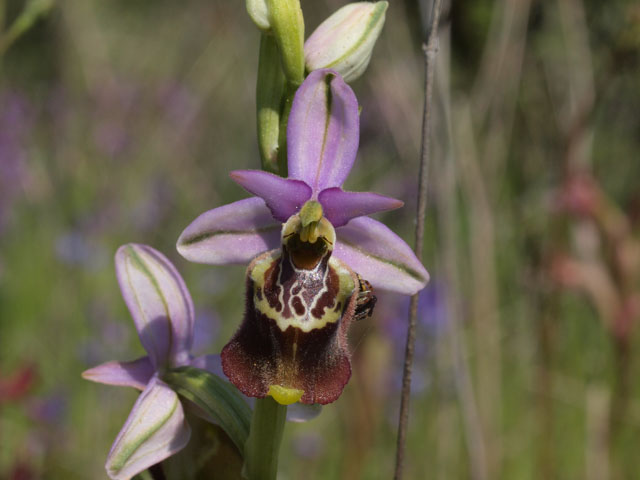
left=163, top=366, right=252, bottom=456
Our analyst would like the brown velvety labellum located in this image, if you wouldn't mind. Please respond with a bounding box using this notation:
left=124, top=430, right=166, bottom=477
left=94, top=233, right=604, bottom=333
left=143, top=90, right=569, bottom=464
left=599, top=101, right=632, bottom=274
left=221, top=247, right=360, bottom=405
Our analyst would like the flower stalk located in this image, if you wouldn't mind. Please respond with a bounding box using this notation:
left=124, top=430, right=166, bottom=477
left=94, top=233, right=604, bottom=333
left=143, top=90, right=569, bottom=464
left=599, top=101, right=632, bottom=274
left=266, top=0, right=304, bottom=86
left=394, top=0, right=443, bottom=478
left=243, top=397, right=287, bottom=480
left=256, top=33, right=285, bottom=174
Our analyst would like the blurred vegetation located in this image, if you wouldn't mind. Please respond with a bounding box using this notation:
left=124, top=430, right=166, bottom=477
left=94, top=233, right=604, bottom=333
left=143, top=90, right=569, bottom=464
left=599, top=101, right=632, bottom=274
left=0, top=0, right=639, bottom=479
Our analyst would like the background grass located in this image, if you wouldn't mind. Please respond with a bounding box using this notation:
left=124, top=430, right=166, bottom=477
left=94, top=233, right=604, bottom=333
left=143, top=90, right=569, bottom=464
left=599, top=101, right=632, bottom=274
left=0, top=0, right=639, bottom=478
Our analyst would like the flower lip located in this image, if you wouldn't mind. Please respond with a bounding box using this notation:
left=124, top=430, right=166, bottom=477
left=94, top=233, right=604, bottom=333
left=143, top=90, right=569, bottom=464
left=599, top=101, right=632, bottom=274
left=221, top=245, right=357, bottom=404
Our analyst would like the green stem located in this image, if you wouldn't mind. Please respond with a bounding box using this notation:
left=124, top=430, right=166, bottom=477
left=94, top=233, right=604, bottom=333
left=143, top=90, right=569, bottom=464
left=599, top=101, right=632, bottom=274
left=0, top=0, right=53, bottom=57
left=256, top=33, right=285, bottom=174
left=276, top=81, right=298, bottom=177
left=0, top=0, right=6, bottom=33
left=243, top=397, right=287, bottom=480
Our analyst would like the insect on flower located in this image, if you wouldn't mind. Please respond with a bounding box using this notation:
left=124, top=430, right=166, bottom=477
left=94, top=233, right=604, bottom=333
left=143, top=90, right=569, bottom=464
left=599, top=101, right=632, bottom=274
left=354, top=275, right=377, bottom=322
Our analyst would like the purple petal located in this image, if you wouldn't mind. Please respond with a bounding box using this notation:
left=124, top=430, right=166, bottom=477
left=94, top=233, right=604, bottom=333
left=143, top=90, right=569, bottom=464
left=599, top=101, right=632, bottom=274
left=106, top=377, right=190, bottom=480
left=318, top=188, right=404, bottom=227
left=334, top=217, right=429, bottom=295
left=177, top=197, right=281, bottom=265
left=82, top=356, right=154, bottom=391
left=190, top=354, right=224, bottom=378
left=116, top=244, right=195, bottom=369
left=230, top=170, right=312, bottom=222
left=287, top=69, right=359, bottom=192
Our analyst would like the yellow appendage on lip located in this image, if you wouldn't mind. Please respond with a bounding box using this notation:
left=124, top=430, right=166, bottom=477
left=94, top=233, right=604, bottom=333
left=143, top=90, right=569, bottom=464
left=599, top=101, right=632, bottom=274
left=299, top=200, right=323, bottom=243
left=268, top=385, right=304, bottom=405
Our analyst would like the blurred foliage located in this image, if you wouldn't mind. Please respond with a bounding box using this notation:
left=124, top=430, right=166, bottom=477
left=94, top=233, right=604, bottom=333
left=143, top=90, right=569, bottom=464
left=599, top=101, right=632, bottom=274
left=0, top=0, right=639, bottom=479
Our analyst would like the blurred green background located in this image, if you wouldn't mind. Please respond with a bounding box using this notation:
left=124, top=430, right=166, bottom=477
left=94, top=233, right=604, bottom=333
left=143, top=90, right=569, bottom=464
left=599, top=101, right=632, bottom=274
left=1, top=0, right=639, bottom=478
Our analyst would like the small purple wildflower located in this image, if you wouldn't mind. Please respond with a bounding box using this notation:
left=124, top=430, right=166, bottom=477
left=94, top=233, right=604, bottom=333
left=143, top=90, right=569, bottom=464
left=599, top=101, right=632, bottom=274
left=28, top=392, right=68, bottom=426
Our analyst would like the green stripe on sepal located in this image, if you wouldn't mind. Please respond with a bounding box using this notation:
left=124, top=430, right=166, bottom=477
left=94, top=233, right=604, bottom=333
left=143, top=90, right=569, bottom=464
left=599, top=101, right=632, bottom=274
left=163, top=366, right=251, bottom=456
left=338, top=237, right=427, bottom=283
left=179, top=225, right=280, bottom=247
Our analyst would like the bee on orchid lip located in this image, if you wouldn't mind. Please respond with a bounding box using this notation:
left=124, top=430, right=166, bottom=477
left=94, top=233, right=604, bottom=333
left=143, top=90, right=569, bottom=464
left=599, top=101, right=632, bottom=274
left=354, top=275, right=376, bottom=321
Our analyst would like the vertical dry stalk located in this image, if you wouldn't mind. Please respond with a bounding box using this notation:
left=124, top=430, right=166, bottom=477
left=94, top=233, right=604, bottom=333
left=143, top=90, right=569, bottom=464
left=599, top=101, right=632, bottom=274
left=393, top=0, right=443, bottom=478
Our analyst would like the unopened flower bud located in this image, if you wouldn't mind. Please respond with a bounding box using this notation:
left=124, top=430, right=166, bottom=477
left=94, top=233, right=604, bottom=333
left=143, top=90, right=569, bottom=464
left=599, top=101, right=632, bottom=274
left=246, top=0, right=271, bottom=31
left=304, top=1, right=388, bottom=82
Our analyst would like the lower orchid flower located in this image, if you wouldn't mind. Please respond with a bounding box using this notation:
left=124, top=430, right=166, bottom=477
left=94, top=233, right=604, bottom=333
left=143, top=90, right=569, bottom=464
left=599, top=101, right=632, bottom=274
left=177, top=69, right=429, bottom=405
left=82, top=244, right=221, bottom=480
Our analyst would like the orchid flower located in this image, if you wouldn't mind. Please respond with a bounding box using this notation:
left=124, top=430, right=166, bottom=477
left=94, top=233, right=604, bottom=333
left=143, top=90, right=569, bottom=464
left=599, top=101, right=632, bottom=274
left=82, top=244, right=220, bottom=480
left=176, top=69, right=428, bottom=405
left=178, top=69, right=428, bottom=295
